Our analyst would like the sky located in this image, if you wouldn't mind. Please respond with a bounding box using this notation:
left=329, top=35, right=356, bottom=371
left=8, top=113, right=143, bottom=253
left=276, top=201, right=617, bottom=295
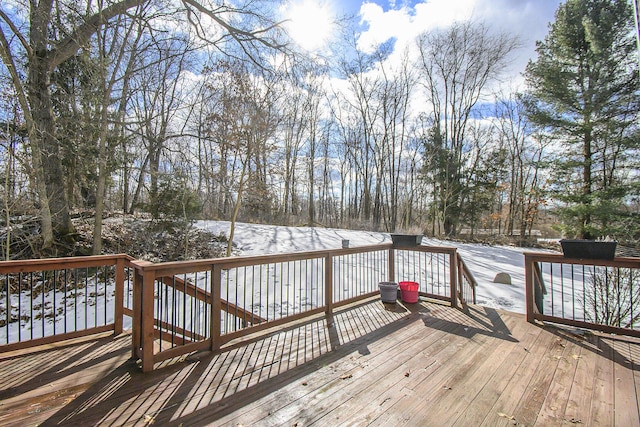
left=285, top=0, right=564, bottom=86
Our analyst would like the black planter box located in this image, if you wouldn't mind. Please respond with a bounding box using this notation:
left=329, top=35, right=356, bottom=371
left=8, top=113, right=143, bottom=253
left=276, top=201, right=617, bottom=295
left=560, top=239, right=617, bottom=260
left=391, top=234, right=423, bottom=248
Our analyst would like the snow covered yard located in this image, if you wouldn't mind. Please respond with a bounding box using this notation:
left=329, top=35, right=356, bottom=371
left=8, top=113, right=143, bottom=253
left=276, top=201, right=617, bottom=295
left=196, top=221, right=544, bottom=314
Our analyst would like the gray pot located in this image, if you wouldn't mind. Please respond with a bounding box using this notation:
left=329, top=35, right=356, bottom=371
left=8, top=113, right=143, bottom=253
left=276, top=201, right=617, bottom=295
left=378, top=281, right=398, bottom=303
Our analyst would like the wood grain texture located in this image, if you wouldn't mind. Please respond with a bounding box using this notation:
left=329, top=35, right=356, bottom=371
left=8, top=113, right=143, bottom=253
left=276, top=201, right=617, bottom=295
left=0, top=299, right=638, bottom=427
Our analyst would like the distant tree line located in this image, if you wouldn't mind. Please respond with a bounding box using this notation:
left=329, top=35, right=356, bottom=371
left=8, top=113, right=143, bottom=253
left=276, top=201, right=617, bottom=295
left=0, top=0, right=638, bottom=258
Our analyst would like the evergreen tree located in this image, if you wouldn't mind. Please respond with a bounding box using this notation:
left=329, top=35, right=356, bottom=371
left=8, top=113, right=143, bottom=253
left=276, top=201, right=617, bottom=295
left=523, top=0, right=640, bottom=239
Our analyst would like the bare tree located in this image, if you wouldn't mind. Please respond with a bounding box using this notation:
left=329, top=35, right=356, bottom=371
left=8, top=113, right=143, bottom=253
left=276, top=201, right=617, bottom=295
left=201, top=59, right=281, bottom=254
left=585, top=266, right=640, bottom=328
left=375, top=49, right=414, bottom=231
left=90, top=9, right=150, bottom=254
left=0, top=0, right=286, bottom=252
left=493, top=93, right=550, bottom=242
left=335, top=42, right=384, bottom=228
left=416, top=21, right=519, bottom=236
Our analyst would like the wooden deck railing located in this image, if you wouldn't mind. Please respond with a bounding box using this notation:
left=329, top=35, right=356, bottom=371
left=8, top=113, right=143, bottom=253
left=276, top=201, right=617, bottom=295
left=457, top=254, right=477, bottom=305
left=0, top=254, right=134, bottom=352
left=0, top=244, right=474, bottom=372
left=524, top=252, right=640, bottom=338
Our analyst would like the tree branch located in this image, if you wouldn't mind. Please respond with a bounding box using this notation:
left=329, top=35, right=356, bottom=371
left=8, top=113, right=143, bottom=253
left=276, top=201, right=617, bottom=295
left=49, top=0, right=143, bottom=70
left=0, top=10, right=32, bottom=54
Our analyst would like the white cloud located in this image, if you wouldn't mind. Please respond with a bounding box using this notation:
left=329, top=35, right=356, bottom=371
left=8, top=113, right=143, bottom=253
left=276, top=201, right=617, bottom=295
left=412, top=0, right=477, bottom=28
left=356, top=0, right=478, bottom=54
left=352, top=0, right=560, bottom=89
left=356, top=4, right=407, bottom=53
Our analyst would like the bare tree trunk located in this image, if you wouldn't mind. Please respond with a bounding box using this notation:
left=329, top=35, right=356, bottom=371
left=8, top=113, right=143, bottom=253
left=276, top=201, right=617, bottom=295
left=29, top=12, right=73, bottom=248
left=128, top=154, right=149, bottom=214
left=92, top=115, right=109, bottom=254
left=4, top=136, right=13, bottom=260
left=227, top=159, right=248, bottom=257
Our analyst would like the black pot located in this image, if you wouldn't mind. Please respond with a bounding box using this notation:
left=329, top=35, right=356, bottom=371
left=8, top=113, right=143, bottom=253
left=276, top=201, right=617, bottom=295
left=560, top=239, right=617, bottom=260
left=391, top=234, right=423, bottom=248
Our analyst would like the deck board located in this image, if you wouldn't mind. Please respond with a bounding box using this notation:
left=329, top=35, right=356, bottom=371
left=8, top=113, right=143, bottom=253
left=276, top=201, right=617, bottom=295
left=1, top=298, right=639, bottom=427
left=563, top=336, right=597, bottom=426
left=410, top=315, right=528, bottom=425
left=452, top=318, right=544, bottom=427
left=613, top=339, right=640, bottom=426
left=589, top=335, right=615, bottom=426
left=478, top=322, right=558, bottom=427
left=535, top=337, right=581, bottom=425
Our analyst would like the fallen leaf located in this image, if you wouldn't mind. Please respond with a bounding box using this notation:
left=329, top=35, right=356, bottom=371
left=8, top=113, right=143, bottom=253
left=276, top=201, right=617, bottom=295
left=498, top=412, right=516, bottom=421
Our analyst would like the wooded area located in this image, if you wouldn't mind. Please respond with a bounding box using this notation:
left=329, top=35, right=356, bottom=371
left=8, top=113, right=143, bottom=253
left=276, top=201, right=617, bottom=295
left=0, top=0, right=638, bottom=258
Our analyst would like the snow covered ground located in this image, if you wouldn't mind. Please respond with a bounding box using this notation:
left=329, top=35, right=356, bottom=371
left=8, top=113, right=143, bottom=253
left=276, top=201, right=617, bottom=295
left=196, top=221, right=553, bottom=314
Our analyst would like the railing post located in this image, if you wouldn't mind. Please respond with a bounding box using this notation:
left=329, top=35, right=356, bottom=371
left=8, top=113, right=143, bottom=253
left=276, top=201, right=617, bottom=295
left=457, top=255, right=464, bottom=305
left=533, top=262, right=545, bottom=317
left=114, top=256, right=125, bottom=335
left=325, top=253, right=334, bottom=327
left=450, top=249, right=458, bottom=309
left=211, top=264, right=222, bottom=351
left=388, top=247, right=395, bottom=283
left=141, top=267, right=156, bottom=372
left=132, top=260, right=155, bottom=372
left=132, top=265, right=142, bottom=361
left=524, top=254, right=535, bottom=323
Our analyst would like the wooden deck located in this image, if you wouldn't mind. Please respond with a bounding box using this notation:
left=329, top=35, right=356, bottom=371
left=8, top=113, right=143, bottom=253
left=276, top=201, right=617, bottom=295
left=1, top=298, right=639, bottom=426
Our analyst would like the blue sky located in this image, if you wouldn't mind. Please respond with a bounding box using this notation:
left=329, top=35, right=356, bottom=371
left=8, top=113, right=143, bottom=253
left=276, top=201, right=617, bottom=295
left=338, top=0, right=425, bottom=16
left=318, top=0, right=563, bottom=84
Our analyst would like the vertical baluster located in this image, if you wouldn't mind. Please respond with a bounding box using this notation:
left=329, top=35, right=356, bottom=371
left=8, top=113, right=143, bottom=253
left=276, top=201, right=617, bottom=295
left=581, top=264, right=586, bottom=322
left=52, top=269, right=57, bottom=335
left=40, top=271, right=45, bottom=337
left=549, top=263, right=554, bottom=317
left=29, top=272, right=34, bottom=339
left=4, top=273, right=9, bottom=343
left=630, top=269, right=635, bottom=330
left=182, top=274, right=187, bottom=345
left=295, top=260, right=300, bottom=313
left=570, top=264, right=575, bottom=320
left=253, top=265, right=258, bottom=324
left=615, top=267, right=621, bottom=328
left=20, top=272, right=24, bottom=341
left=84, top=268, right=89, bottom=330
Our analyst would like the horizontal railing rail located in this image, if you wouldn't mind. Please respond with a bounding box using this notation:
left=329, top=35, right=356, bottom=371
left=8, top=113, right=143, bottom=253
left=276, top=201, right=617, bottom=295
left=524, top=252, right=640, bottom=338
left=0, top=254, right=134, bottom=352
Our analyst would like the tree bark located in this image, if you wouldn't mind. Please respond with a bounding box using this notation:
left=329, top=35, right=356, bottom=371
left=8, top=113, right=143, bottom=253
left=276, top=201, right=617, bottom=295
left=29, top=1, right=73, bottom=247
